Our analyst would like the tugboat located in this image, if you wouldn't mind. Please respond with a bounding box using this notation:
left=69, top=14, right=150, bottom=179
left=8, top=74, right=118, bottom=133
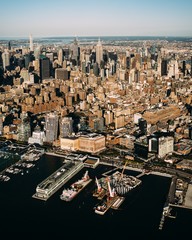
left=60, top=171, right=92, bottom=201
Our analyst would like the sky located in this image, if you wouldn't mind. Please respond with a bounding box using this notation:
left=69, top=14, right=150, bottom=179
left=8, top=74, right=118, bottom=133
left=0, top=0, right=192, bottom=37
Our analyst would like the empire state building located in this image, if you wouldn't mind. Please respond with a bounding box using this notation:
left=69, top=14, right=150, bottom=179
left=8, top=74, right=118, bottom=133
left=96, top=38, right=103, bottom=66
left=29, top=34, right=33, bottom=52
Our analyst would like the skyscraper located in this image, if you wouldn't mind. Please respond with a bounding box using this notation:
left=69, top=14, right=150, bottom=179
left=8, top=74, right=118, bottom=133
left=161, top=59, right=167, bottom=76
left=8, top=41, right=11, bottom=50
left=18, top=112, right=31, bottom=142
left=96, top=38, right=103, bottom=66
left=45, top=112, right=59, bottom=143
left=191, top=56, right=192, bottom=77
left=40, top=57, right=50, bottom=80
left=0, top=114, right=3, bottom=135
left=60, top=117, right=73, bottom=138
left=182, top=61, right=186, bottom=76
left=58, top=48, right=63, bottom=66
left=93, top=62, right=99, bottom=76
left=24, top=54, right=31, bottom=69
left=71, top=37, right=80, bottom=64
left=34, top=46, right=41, bottom=60
left=29, top=34, right=33, bottom=52
left=2, top=50, right=10, bottom=70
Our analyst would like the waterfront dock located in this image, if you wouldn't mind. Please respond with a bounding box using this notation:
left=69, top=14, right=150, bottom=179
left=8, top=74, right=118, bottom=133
left=102, top=167, right=118, bottom=177
left=32, top=161, right=84, bottom=201
left=183, top=184, right=192, bottom=209
left=169, top=183, right=192, bottom=210
left=158, top=176, right=177, bottom=230
left=136, top=170, right=145, bottom=178
left=45, top=151, right=66, bottom=158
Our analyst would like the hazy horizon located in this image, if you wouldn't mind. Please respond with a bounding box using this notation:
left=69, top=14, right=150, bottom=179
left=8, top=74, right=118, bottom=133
left=0, top=35, right=192, bottom=40
left=1, top=0, right=192, bottom=38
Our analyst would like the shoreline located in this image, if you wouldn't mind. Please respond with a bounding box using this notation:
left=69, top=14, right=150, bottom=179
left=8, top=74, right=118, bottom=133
left=100, top=161, right=172, bottom=178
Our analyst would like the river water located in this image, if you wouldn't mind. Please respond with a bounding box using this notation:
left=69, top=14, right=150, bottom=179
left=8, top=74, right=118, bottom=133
left=0, top=154, right=191, bottom=238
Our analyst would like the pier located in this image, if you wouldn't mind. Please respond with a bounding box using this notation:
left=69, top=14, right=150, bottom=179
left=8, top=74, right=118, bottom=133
left=102, top=167, right=118, bottom=177
left=45, top=151, right=66, bottom=158
left=158, top=176, right=177, bottom=230
left=32, top=161, right=84, bottom=201
left=136, top=171, right=145, bottom=178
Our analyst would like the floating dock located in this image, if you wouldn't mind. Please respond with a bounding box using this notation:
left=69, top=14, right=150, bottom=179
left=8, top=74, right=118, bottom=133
left=94, top=196, right=124, bottom=215
left=32, top=161, right=84, bottom=201
left=111, top=196, right=125, bottom=210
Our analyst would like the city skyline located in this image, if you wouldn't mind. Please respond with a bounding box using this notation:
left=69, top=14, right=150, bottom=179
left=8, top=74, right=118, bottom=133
left=1, top=0, right=192, bottom=37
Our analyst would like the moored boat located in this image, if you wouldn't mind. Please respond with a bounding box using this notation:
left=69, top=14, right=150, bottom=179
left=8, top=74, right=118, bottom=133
left=60, top=171, right=92, bottom=201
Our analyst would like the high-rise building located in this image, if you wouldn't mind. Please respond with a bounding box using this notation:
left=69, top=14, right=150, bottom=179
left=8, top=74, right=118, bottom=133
left=93, top=62, right=99, bottom=76
left=63, top=48, right=70, bottom=59
left=60, top=117, right=73, bottom=138
left=29, top=34, right=33, bottom=52
left=81, top=60, right=86, bottom=73
left=168, top=59, right=179, bottom=79
left=45, top=112, right=59, bottom=143
left=8, top=41, right=11, bottom=50
left=104, top=111, right=114, bottom=126
left=28, top=125, right=45, bottom=145
left=20, top=68, right=29, bottom=82
left=158, top=136, right=174, bottom=158
left=161, top=59, right=167, bottom=76
left=78, top=117, right=87, bottom=131
left=138, top=118, right=147, bottom=134
left=40, top=57, right=50, bottom=80
left=182, top=61, right=186, bottom=76
left=148, top=137, right=158, bottom=152
left=34, top=46, right=41, bottom=60
left=55, top=68, right=68, bottom=80
left=2, top=51, right=10, bottom=70
left=24, top=54, right=31, bottom=69
left=189, top=127, right=192, bottom=139
left=46, top=52, right=54, bottom=62
left=18, top=112, right=31, bottom=142
left=71, top=37, right=79, bottom=63
left=96, top=38, right=103, bottom=66
left=58, top=48, right=63, bottom=66
left=191, top=56, right=192, bottom=77
left=0, top=114, right=3, bottom=135
left=93, top=117, right=104, bottom=131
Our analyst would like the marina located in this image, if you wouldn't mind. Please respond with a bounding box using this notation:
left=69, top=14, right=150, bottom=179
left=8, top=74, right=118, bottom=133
left=21, top=148, right=44, bottom=162
left=0, top=152, right=185, bottom=238
left=0, top=144, right=44, bottom=181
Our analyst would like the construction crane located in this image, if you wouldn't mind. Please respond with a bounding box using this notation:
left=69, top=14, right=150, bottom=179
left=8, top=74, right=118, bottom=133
left=95, top=177, right=102, bottom=192
left=119, top=160, right=128, bottom=181
left=106, top=177, right=115, bottom=198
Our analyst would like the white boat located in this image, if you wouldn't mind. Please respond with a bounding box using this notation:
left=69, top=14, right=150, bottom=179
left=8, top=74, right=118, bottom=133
left=60, top=171, right=92, bottom=201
